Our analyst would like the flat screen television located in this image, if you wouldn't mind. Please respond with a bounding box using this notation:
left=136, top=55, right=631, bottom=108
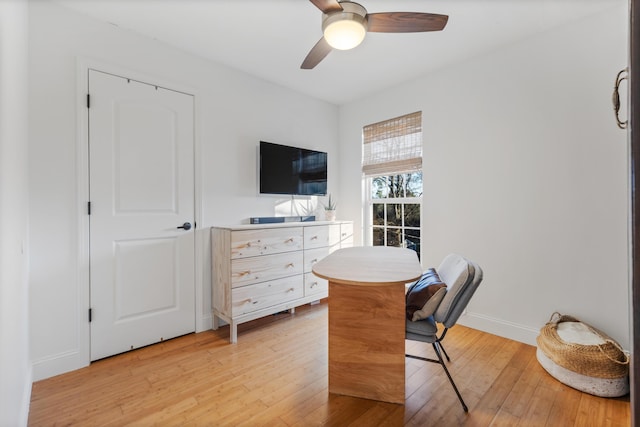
left=259, top=141, right=328, bottom=196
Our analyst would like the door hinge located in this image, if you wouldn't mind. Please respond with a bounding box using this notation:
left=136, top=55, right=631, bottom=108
left=87, top=94, right=90, bottom=109
left=88, top=201, right=92, bottom=215
left=88, top=308, right=93, bottom=322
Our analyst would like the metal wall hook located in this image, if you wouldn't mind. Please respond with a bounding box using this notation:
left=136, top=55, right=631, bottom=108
left=613, top=67, right=629, bottom=130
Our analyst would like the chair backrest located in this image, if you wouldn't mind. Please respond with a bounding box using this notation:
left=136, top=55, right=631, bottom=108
left=433, top=254, right=483, bottom=328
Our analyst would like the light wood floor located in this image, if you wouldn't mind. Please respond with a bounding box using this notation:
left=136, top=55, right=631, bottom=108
left=29, top=301, right=630, bottom=426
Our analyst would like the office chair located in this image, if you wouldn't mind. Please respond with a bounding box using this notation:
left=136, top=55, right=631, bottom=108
left=405, top=253, right=484, bottom=412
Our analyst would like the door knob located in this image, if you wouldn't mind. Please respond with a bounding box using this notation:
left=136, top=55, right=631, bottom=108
left=177, top=222, right=192, bottom=230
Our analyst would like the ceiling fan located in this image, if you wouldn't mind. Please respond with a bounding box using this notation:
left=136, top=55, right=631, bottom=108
left=301, top=0, right=449, bottom=69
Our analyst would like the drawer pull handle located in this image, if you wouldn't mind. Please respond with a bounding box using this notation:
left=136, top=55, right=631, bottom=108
left=342, top=233, right=347, bottom=237
left=311, top=236, right=318, bottom=240
left=244, top=298, right=252, bottom=304
left=286, top=263, right=295, bottom=268
left=238, top=271, right=251, bottom=277
left=311, top=258, right=318, bottom=263
left=310, top=282, right=317, bottom=288
left=284, top=238, right=294, bottom=243
left=287, top=288, right=295, bottom=292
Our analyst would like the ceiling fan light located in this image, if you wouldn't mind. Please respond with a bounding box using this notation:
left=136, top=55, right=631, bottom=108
left=321, top=2, right=368, bottom=51
left=324, top=19, right=366, bottom=50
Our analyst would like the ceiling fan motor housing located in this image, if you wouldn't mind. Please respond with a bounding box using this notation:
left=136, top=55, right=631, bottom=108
left=322, top=1, right=368, bottom=50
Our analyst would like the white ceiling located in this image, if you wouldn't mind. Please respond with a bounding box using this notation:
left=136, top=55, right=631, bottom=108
left=54, top=0, right=622, bottom=105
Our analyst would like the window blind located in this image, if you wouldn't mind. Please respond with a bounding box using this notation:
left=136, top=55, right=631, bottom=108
left=362, top=111, right=422, bottom=177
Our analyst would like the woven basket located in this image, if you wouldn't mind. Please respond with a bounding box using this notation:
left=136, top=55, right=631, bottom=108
left=536, top=313, right=629, bottom=379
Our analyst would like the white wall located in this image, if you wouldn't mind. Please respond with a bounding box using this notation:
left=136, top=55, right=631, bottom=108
left=29, top=1, right=339, bottom=381
left=0, top=0, right=31, bottom=425
left=339, top=4, right=630, bottom=348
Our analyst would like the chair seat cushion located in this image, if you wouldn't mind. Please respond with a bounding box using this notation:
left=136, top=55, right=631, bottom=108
left=405, top=316, right=437, bottom=342
left=406, top=268, right=447, bottom=321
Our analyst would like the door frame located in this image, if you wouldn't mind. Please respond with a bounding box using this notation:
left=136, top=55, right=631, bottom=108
left=75, top=58, right=206, bottom=367
left=631, top=0, right=639, bottom=423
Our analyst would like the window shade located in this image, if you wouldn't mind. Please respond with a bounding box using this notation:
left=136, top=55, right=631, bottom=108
left=362, top=111, right=422, bottom=177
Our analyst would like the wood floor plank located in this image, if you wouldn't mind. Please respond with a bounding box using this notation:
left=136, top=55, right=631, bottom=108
left=489, top=409, right=521, bottom=427
left=604, top=396, right=632, bottom=427
left=466, top=342, right=533, bottom=427
left=28, top=301, right=630, bottom=426
left=498, top=350, right=543, bottom=418
left=541, top=365, right=582, bottom=427
left=347, top=401, right=404, bottom=427
left=515, top=379, right=556, bottom=426
left=245, top=376, right=329, bottom=425
left=407, top=385, right=470, bottom=426
left=574, top=393, right=609, bottom=427
left=404, top=361, right=450, bottom=421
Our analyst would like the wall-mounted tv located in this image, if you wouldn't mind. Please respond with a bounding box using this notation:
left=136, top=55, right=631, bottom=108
left=259, top=141, right=328, bottom=196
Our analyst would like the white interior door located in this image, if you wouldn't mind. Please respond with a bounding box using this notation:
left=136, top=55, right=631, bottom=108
left=89, top=69, right=195, bottom=361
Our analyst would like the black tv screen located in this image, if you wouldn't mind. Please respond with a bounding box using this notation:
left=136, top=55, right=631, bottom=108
left=259, top=141, right=327, bottom=196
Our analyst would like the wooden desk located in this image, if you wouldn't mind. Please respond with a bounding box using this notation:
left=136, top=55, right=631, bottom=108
left=312, top=246, right=422, bottom=404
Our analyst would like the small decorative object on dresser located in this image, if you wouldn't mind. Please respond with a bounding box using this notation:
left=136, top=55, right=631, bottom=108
left=211, top=220, right=353, bottom=343
left=322, top=194, right=337, bottom=221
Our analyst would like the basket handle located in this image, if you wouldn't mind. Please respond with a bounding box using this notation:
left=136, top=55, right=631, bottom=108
left=547, top=311, right=579, bottom=325
left=547, top=312, right=630, bottom=366
left=596, top=338, right=630, bottom=366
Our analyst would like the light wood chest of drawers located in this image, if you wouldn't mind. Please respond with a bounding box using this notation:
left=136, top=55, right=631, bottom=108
left=211, top=221, right=353, bottom=343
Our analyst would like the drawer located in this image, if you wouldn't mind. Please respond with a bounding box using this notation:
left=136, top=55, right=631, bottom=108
left=304, top=224, right=341, bottom=249
left=340, top=223, right=354, bottom=247
left=303, top=246, right=330, bottom=273
left=231, top=251, right=303, bottom=288
left=231, top=227, right=303, bottom=259
left=304, top=272, right=328, bottom=297
left=232, top=276, right=303, bottom=316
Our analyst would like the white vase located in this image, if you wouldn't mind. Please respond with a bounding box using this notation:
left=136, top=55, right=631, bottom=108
left=325, top=210, right=336, bottom=221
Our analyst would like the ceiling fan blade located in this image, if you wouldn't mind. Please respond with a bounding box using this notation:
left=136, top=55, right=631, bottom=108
left=309, top=0, right=343, bottom=14
left=367, top=12, right=449, bottom=33
left=301, top=37, right=333, bottom=69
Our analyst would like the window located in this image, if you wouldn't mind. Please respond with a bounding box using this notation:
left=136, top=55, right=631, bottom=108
left=362, top=112, right=423, bottom=258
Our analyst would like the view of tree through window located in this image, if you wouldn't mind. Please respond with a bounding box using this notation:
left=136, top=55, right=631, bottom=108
left=371, top=172, right=422, bottom=256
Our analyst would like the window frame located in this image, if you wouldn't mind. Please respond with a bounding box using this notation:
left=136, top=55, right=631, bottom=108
left=364, top=173, right=423, bottom=259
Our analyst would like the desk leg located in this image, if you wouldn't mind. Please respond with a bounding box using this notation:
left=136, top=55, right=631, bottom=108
left=328, top=281, right=405, bottom=404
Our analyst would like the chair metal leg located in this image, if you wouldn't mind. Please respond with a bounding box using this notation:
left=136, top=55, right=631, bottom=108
left=438, top=341, right=451, bottom=362
left=432, top=342, right=468, bottom=412
left=406, top=353, right=439, bottom=364
left=434, top=328, right=452, bottom=362
left=405, top=343, right=469, bottom=412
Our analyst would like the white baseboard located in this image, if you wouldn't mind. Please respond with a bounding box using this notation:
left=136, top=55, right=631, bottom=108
left=32, top=349, right=90, bottom=382
left=34, top=313, right=213, bottom=382
left=458, top=311, right=540, bottom=346
left=197, top=312, right=212, bottom=333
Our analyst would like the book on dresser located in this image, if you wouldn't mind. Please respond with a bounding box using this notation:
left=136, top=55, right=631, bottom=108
left=211, top=220, right=353, bottom=343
